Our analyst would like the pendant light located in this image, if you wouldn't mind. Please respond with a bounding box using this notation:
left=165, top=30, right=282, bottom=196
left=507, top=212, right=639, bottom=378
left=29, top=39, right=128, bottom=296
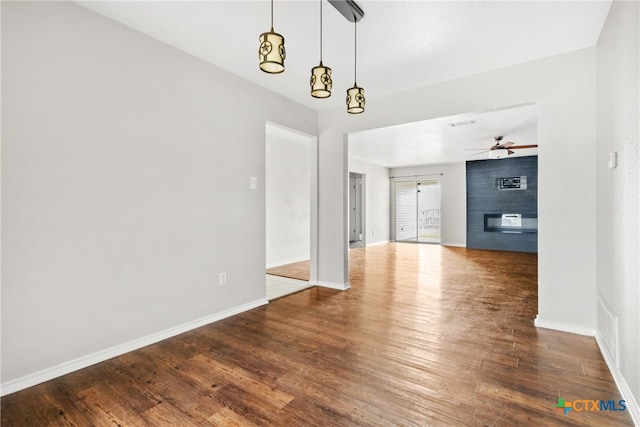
left=259, top=0, right=285, bottom=74
left=310, top=0, right=332, bottom=98
left=346, top=20, right=365, bottom=113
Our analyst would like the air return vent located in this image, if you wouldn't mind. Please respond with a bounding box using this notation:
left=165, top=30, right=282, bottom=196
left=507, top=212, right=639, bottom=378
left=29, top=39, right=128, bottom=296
left=448, top=119, right=477, bottom=127
left=597, top=296, right=619, bottom=368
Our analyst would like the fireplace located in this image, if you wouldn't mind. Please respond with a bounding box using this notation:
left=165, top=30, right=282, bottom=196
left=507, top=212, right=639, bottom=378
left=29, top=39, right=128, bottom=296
left=484, top=213, right=538, bottom=233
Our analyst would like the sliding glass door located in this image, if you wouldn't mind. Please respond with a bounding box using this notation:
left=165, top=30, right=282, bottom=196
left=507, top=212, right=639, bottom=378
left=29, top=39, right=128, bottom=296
left=393, top=179, right=441, bottom=243
left=394, top=181, right=418, bottom=241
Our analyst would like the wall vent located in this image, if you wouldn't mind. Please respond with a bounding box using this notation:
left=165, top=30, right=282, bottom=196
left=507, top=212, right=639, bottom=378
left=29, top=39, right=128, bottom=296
left=448, top=119, right=477, bottom=127
left=597, top=295, right=619, bottom=368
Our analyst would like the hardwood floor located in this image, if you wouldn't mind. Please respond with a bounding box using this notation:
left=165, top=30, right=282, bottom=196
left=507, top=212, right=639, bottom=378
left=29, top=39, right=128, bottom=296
left=1, top=243, right=632, bottom=426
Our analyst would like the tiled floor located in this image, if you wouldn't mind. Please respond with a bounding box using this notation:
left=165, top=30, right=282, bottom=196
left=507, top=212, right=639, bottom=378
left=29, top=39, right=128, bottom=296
left=266, top=274, right=315, bottom=301
left=266, top=260, right=310, bottom=282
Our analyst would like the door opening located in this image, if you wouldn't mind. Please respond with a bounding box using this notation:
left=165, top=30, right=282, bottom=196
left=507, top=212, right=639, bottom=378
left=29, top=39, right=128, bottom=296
left=265, top=122, right=317, bottom=300
left=349, top=172, right=365, bottom=248
left=393, top=178, right=441, bottom=243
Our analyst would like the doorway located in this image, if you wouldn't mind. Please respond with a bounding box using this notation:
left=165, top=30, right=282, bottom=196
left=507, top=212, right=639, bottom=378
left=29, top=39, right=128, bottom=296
left=265, top=122, right=317, bottom=299
left=393, top=178, right=441, bottom=243
left=349, top=172, right=365, bottom=248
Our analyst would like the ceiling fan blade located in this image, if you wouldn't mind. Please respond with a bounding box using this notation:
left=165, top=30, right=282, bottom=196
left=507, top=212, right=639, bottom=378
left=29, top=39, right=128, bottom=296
left=509, top=144, right=539, bottom=149
left=496, top=141, right=515, bottom=149
left=468, top=150, right=491, bottom=156
left=508, top=149, right=515, bottom=155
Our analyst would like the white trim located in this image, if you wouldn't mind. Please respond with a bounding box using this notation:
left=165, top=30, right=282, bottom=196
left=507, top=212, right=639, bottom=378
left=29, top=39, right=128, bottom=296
left=534, top=315, right=595, bottom=336
left=266, top=256, right=310, bottom=269
left=595, top=333, right=640, bottom=426
left=318, top=281, right=351, bottom=291
left=441, top=242, right=467, bottom=248
left=0, top=298, right=268, bottom=397
left=536, top=316, right=639, bottom=426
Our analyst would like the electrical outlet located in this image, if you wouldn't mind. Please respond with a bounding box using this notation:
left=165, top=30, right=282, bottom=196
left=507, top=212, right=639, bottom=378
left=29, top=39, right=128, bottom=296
left=219, top=272, right=227, bottom=286
left=371, top=229, right=375, bottom=236
left=250, top=176, right=257, bottom=190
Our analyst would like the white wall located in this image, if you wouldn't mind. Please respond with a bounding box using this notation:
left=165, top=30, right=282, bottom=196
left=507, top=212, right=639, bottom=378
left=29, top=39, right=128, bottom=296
left=348, top=158, right=390, bottom=246
left=4, top=0, right=636, bottom=407
left=390, top=163, right=466, bottom=247
left=318, top=47, right=597, bottom=331
left=1, top=2, right=317, bottom=388
left=595, top=0, right=640, bottom=412
left=266, top=130, right=310, bottom=268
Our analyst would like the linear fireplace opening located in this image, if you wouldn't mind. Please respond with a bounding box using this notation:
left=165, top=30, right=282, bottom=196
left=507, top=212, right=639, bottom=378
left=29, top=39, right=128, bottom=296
left=484, top=213, right=538, bottom=233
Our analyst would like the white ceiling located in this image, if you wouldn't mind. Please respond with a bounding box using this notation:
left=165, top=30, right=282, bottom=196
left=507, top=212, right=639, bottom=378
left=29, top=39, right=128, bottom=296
left=77, top=0, right=610, bottom=167
left=78, top=0, right=610, bottom=111
left=348, top=102, right=538, bottom=168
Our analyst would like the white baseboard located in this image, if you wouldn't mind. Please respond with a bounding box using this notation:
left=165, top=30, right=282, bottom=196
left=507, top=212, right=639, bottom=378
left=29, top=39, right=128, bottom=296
left=318, top=281, right=350, bottom=291
left=0, top=298, right=268, bottom=397
left=595, top=332, right=640, bottom=426
left=535, top=317, right=639, bottom=426
left=266, top=255, right=310, bottom=269
left=441, top=242, right=466, bottom=248
left=534, top=316, right=596, bottom=336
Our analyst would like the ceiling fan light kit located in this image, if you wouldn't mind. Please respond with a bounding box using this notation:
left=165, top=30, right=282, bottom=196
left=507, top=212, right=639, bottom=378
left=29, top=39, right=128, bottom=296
left=488, top=150, right=509, bottom=160
left=260, top=0, right=365, bottom=112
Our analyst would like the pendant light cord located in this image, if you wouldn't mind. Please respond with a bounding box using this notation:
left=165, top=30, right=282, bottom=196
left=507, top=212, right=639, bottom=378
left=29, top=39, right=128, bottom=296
left=320, top=0, right=323, bottom=62
left=354, top=21, right=357, bottom=85
left=271, top=0, right=274, bottom=30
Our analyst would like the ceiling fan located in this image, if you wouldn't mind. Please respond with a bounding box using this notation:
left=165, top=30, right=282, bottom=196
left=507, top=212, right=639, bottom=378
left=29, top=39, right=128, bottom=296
left=466, top=136, right=538, bottom=158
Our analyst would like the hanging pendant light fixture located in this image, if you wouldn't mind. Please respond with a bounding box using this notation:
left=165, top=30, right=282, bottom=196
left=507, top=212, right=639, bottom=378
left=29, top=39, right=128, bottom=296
left=346, top=20, right=365, bottom=113
left=259, top=0, right=285, bottom=74
left=310, top=0, right=332, bottom=98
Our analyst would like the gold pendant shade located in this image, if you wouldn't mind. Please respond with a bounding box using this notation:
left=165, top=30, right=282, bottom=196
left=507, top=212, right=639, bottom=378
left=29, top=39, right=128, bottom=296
left=311, top=62, right=332, bottom=98
left=260, top=0, right=366, bottom=112
left=259, top=29, right=285, bottom=74
left=346, top=20, right=364, bottom=114
left=346, top=85, right=365, bottom=114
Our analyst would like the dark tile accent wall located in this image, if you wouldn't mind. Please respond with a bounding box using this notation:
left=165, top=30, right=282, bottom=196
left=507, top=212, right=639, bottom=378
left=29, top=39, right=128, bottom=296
left=466, top=156, right=538, bottom=253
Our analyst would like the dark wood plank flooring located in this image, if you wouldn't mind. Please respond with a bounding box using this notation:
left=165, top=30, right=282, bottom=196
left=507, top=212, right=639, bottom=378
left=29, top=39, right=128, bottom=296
left=1, top=243, right=632, bottom=426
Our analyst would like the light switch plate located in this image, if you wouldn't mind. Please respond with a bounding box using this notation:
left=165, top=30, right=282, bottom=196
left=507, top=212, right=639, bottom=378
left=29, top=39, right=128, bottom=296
left=250, top=176, right=257, bottom=189
left=608, top=152, right=617, bottom=169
